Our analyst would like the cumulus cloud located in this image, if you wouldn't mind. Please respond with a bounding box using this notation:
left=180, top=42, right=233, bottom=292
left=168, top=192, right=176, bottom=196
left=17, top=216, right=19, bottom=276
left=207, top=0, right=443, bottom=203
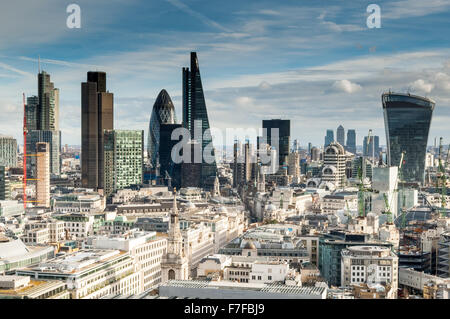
left=410, top=79, right=434, bottom=93
left=258, top=81, right=271, bottom=90
left=331, top=79, right=362, bottom=93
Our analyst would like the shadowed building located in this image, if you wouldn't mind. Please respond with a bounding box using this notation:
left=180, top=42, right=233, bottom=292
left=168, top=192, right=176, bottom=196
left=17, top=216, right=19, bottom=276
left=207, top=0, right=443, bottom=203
left=337, top=125, right=345, bottom=147
left=81, top=71, right=114, bottom=191
left=346, top=129, right=356, bottom=154
left=382, top=92, right=435, bottom=184
left=182, top=52, right=217, bottom=187
left=262, top=119, right=290, bottom=167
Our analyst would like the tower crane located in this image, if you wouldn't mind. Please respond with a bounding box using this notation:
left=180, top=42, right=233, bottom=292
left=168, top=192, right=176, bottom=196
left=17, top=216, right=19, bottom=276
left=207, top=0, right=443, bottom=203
left=437, top=137, right=448, bottom=218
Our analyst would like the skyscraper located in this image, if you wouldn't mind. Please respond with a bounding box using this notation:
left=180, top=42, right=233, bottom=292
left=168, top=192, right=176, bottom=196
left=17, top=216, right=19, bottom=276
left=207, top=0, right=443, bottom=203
left=182, top=52, right=217, bottom=186
left=103, top=130, right=143, bottom=197
left=0, top=166, right=11, bottom=200
left=324, top=129, right=334, bottom=148
left=346, top=129, right=356, bottom=154
left=81, top=71, right=114, bottom=190
left=38, top=71, right=59, bottom=131
left=159, top=123, right=183, bottom=189
left=363, top=135, right=380, bottom=158
left=0, top=135, right=17, bottom=167
left=262, top=119, right=290, bottom=167
left=382, top=92, right=435, bottom=184
left=148, top=89, right=177, bottom=170
left=36, top=142, right=50, bottom=208
left=25, top=96, right=39, bottom=131
left=26, top=130, right=60, bottom=177
left=337, top=125, right=345, bottom=147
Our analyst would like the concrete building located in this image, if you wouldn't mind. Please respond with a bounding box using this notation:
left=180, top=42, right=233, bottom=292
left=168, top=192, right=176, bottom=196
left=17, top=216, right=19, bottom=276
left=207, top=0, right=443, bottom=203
left=341, top=246, right=398, bottom=298
left=0, top=166, right=11, bottom=200
left=288, top=152, right=301, bottom=183
left=159, top=280, right=327, bottom=299
left=36, top=142, right=50, bottom=208
left=53, top=193, right=105, bottom=214
left=322, top=142, right=347, bottom=188
left=0, top=239, right=54, bottom=274
left=16, top=249, right=140, bottom=299
left=0, top=275, right=69, bottom=299
left=0, top=135, right=17, bottom=168
left=399, top=267, right=450, bottom=296
left=371, top=166, right=399, bottom=221
left=90, top=230, right=167, bottom=292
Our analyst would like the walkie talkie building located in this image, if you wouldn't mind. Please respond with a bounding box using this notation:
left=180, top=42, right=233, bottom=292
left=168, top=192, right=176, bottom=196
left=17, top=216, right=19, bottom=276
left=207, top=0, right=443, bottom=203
left=382, top=92, right=435, bottom=184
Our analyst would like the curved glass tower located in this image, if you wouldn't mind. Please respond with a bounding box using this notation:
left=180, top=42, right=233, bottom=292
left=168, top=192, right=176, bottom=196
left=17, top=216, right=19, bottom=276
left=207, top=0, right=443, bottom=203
left=382, top=92, right=435, bottom=184
left=148, top=89, right=177, bottom=167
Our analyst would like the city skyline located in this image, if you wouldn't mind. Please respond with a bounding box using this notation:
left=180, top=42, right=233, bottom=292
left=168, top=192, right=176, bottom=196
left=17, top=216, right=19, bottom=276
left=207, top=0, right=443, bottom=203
left=0, top=0, right=449, bottom=147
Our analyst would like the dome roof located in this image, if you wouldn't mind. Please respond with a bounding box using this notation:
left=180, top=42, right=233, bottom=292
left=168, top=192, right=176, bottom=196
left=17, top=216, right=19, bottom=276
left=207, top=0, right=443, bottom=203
left=243, top=241, right=256, bottom=250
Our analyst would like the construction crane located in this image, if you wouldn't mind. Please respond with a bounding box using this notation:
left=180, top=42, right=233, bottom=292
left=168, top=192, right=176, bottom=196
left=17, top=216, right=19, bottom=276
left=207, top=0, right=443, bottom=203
left=357, top=129, right=373, bottom=218
left=437, top=137, right=448, bottom=218
left=397, top=151, right=407, bottom=229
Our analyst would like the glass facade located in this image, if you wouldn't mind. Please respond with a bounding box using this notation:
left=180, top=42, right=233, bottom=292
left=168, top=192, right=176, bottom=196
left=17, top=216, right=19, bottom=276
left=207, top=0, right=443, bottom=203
left=382, top=92, right=435, bottom=184
left=324, top=129, right=334, bottom=148
left=182, top=52, right=217, bottom=185
left=147, top=89, right=177, bottom=169
left=262, top=119, right=290, bottom=167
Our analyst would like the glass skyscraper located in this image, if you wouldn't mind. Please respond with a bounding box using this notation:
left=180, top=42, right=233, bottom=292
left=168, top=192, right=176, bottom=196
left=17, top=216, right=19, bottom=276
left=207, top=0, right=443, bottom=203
left=324, top=129, right=334, bottom=148
left=182, top=52, right=217, bottom=186
left=336, top=125, right=345, bottom=147
left=262, top=119, right=290, bottom=167
left=346, top=129, right=356, bottom=154
left=147, top=89, right=177, bottom=170
left=382, top=92, right=435, bottom=184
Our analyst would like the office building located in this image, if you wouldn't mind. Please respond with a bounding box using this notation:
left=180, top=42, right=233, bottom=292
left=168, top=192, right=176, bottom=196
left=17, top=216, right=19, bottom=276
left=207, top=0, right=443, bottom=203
left=346, top=129, right=356, bottom=154
left=233, top=141, right=252, bottom=187
left=0, top=166, right=10, bottom=200
left=38, top=71, right=59, bottom=131
left=103, top=130, right=144, bottom=197
left=322, top=142, right=347, bottom=188
left=324, top=129, right=334, bottom=148
left=262, top=119, right=290, bottom=167
left=288, top=151, right=301, bottom=182
left=36, top=142, right=50, bottom=208
left=341, top=246, right=398, bottom=298
left=25, top=96, right=39, bottom=131
left=363, top=135, right=380, bottom=158
left=159, top=124, right=182, bottom=189
left=147, top=89, right=177, bottom=171
left=182, top=52, right=217, bottom=186
left=0, top=136, right=17, bottom=168
left=382, top=92, right=435, bottom=184
left=26, top=130, right=60, bottom=176
left=81, top=71, right=114, bottom=190
left=337, top=125, right=345, bottom=147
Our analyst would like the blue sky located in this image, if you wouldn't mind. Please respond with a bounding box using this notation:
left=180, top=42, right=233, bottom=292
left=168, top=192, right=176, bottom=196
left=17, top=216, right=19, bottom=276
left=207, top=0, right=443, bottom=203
left=0, top=0, right=450, bottom=148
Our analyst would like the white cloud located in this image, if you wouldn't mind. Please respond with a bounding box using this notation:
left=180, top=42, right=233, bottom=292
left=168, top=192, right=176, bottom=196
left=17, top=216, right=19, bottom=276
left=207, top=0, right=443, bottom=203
left=410, top=79, right=434, bottom=93
left=331, top=80, right=362, bottom=93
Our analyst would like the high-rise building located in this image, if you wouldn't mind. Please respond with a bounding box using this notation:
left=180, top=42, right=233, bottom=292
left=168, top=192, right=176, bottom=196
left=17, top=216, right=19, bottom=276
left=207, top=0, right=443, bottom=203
left=148, top=89, right=177, bottom=170
left=0, top=135, right=17, bottom=167
left=103, top=130, right=143, bottom=197
left=311, top=147, right=321, bottom=161
left=322, top=142, right=347, bottom=188
left=262, top=119, right=290, bottom=167
left=337, top=125, right=345, bottom=147
left=382, top=92, right=435, bottom=184
left=26, top=130, right=60, bottom=176
left=159, top=124, right=183, bottom=189
left=0, top=166, right=11, bottom=200
left=363, top=135, right=380, bottom=158
left=346, top=129, right=356, bottom=154
left=233, top=141, right=252, bottom=187
left=36, top=142, right=50, bottom=208
left=38, top=71, right=59, bottom=131
left=182, top=52, right=217, bottom=187
left=81, top=71, right=114, bottom=190
left=25, top=96, right=39, bottom=131
left=288, top=151, right=301, bottom=183
left=324, top=129, right=334, bottom=148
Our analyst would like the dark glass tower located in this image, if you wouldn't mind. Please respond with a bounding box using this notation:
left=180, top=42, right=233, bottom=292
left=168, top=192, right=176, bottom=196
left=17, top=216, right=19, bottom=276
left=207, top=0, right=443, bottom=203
left=346, top=129, right=356, bottom=154
left=337, top=125, right=345, bottom=147
left=148, top=90, right=177, bottom=169
left=325, top=129, right=334, bottom=148
left=262, top=119, right=290, bottom=167
left=160, top=123, right=183, bottom=189
left=81, top=71, right=114, bottom=190
left=182, top=52, right=217, bottom=186
left=382, top=92, right=435, bottom=184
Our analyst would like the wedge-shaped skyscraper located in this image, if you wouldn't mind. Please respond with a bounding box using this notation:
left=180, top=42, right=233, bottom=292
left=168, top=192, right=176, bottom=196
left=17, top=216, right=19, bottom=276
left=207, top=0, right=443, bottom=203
left=182, top=52, right=217, bottom=187
left=382, top=92, right=435, bottom=184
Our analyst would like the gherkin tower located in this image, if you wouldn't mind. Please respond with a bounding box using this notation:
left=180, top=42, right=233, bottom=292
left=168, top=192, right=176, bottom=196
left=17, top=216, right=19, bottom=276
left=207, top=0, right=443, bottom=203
left=148, top=89, right=177, bottom=168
